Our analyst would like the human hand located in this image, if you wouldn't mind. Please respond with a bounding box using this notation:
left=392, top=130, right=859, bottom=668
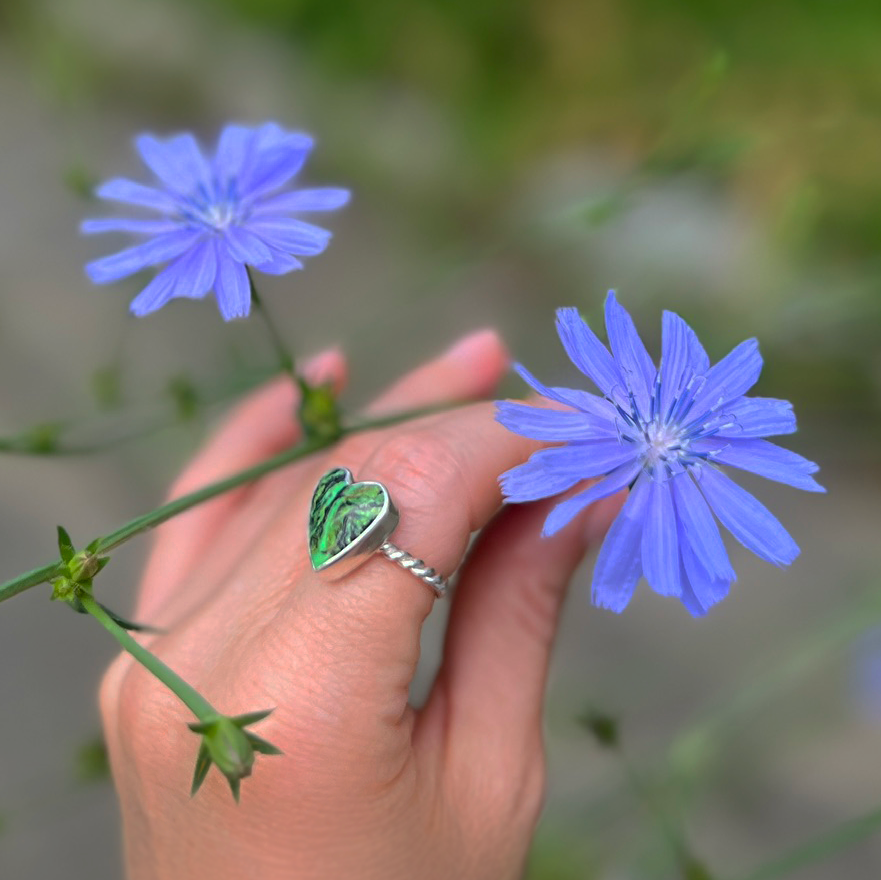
left=100, top=330, right=623, bottom=880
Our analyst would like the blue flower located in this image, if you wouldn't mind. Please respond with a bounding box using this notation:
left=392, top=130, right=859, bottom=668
left=82, top=122, right=349, bottom=320
left=497, top=292, right=824, bottom=616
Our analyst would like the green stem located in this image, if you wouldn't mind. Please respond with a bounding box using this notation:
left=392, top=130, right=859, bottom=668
left=96, top=434, right=324, bottom=554
left=0, top=364, right=276, bottom=457
left=78, top=593, right=216, bottom=720
left=733, top=803, right=881, bottom=880
left=0, top=401, right=459, bottom=604
left=248, top=271, right=297, bottom=383
left=618, top=754, right=688, bottom=859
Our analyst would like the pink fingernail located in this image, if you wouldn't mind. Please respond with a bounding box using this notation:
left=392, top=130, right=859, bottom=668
left=304, top=347, right=344, bottom=384
left=446, top=328, right=504, bottom=365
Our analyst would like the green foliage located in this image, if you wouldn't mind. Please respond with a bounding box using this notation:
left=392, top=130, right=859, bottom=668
left=298, top=379, right=342, bottom=443
left=167, top=375, right=200, bottom=423
left=74, top=735, right=110, bottom=784
left=578, top=708, right=620, bottom=750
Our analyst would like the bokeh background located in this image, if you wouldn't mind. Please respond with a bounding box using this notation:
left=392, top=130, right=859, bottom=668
left=0, top=1, right=879, bottom=877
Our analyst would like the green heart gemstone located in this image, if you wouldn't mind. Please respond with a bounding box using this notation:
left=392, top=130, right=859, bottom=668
left=308, top=467, right=393, bottom=571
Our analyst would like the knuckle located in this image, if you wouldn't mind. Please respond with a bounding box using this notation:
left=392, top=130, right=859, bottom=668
left=366, top=428, right=466, bottom=516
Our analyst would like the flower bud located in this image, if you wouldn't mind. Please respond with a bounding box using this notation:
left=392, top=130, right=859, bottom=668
left=203, top=718, right=255, bottom=783
left=298, top=380, right=342, bottom=443
left=69, top=550, right=103, bottom=582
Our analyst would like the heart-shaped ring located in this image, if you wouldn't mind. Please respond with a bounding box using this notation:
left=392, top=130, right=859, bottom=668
left=308, top=467, right=448, bottom=597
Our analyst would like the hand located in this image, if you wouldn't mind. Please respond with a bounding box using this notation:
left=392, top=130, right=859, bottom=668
left=100, top=330, right=622, bottom=880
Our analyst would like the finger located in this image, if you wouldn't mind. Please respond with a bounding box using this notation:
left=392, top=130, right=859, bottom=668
left=135, top=349, right=347, bottom=620
left=365, top=328, right=508, bottom=416
left=249, top=403, right=541, bottom=718
left=422, top=489, right=625, bottom=766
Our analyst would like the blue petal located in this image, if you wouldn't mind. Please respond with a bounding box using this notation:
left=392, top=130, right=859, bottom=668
left=604, top=291, right=656, bottom=418
left=669, top=472, right=735, bottom=582
left=543, top=459, right=642, bottom=536
left=242, top=128, right=313, bottom=197
left=696, top=466, right=799, bottom=566
left=247, top=217, right=331, bottom=255
left=127, top=267, right=178, bottom=316
left=549, top=387, right=620, bottom=422
left=659, top=310, right=708, bottom=416
left=85, top=229, right=203, bottom=283
left=495, top=401, right=617, bottom=441
left=171, top=239, right=217, bottom=300
left=94, top=178, right=179, bottom=213
left=512, top=364, right=618, bottom=421
left=716, top=396, right=797, bottom=438
left=512, top=364, right=576, bottom=408
left=251, top=250, right=304, bottom=275
left=501, top=441, right=636, bottom=502
left=214, top=251, right=251, bottom=320
left=679, top=539, right=731, bottom=614
left=677, top=576, right=709, bottom=617
left=590, top=474, right=651, bottom=612
left=696, top=438, right=825, bottom=492
left=128, top=239, right=217, bottom=316
left=555, top=307, right=624, bottom=400
left=254, top=188, right=351, bottom=214
left=694, top=338, right=762, bottom=412
left=135, top=133, right=211, bottom=195
left=640, top=479, right=681, bottom=597
left=213, top=124, right=255, bottom=178
left=500, top=454, right=587, bottom=503
left=223, top=227, right=273, bottom=265
left=81, top=218, right=180, bottom=236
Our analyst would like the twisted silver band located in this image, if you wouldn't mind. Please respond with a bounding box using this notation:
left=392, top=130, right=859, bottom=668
left=380, top=541, right=448, bottom=598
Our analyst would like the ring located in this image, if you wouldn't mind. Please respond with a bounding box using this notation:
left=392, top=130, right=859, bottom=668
left=307, top=467, right=448, bottom=598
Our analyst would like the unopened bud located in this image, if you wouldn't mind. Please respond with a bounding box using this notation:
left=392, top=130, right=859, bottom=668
left=69, top=551, right=102, bottom=582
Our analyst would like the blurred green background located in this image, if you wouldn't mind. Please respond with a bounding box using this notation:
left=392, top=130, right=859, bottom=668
left=0, top=0, right=879, bottom=878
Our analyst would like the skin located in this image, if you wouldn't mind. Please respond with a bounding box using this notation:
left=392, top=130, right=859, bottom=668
left=99, top=330, right=624, bottom=880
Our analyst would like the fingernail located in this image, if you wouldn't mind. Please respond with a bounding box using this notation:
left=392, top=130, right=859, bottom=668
left=303, top=347, right=344, bottom=385
left=445, top=328, right=504, bottom=366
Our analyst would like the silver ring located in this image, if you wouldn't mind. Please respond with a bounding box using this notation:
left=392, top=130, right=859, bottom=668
left=308, top=467, right=448, bottom=598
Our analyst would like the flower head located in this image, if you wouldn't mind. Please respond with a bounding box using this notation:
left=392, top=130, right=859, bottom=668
left=497, top=292, right=824, bottom=616
left=82, top=122, right=349, bottom=320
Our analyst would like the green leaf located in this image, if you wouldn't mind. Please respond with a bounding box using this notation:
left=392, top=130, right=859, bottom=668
left=188, top=718, right=220, bottom=735
left=578, top=708, right=620, bottom=749
left=246, top=732, right=283, bottom=756
left=191, top=742, right=212, bottom=797
left=167, top=375, right=199, bottom=423
left=97, top=601, right=162, bottom=634
left=25, top=422, right=63, bottom=454
left=227, top=775, right=241, bottom=803
left=74, top=735, right=110, bottom=784
left=231, top=708, right=274, bottom=728
left=57, top=526, right=75, bottom=563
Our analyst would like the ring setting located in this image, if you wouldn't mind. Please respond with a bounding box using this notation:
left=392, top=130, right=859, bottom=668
left=308, top=467, right=448, bottom=597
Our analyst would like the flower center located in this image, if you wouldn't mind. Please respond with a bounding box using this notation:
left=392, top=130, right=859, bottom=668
left=610, top=370, right=727, bottom=481
left=202, top=201, right=237, bottom=231
left=639, top=418, right=689, bottom=477
left=177, top=179, right=246, bottom=233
